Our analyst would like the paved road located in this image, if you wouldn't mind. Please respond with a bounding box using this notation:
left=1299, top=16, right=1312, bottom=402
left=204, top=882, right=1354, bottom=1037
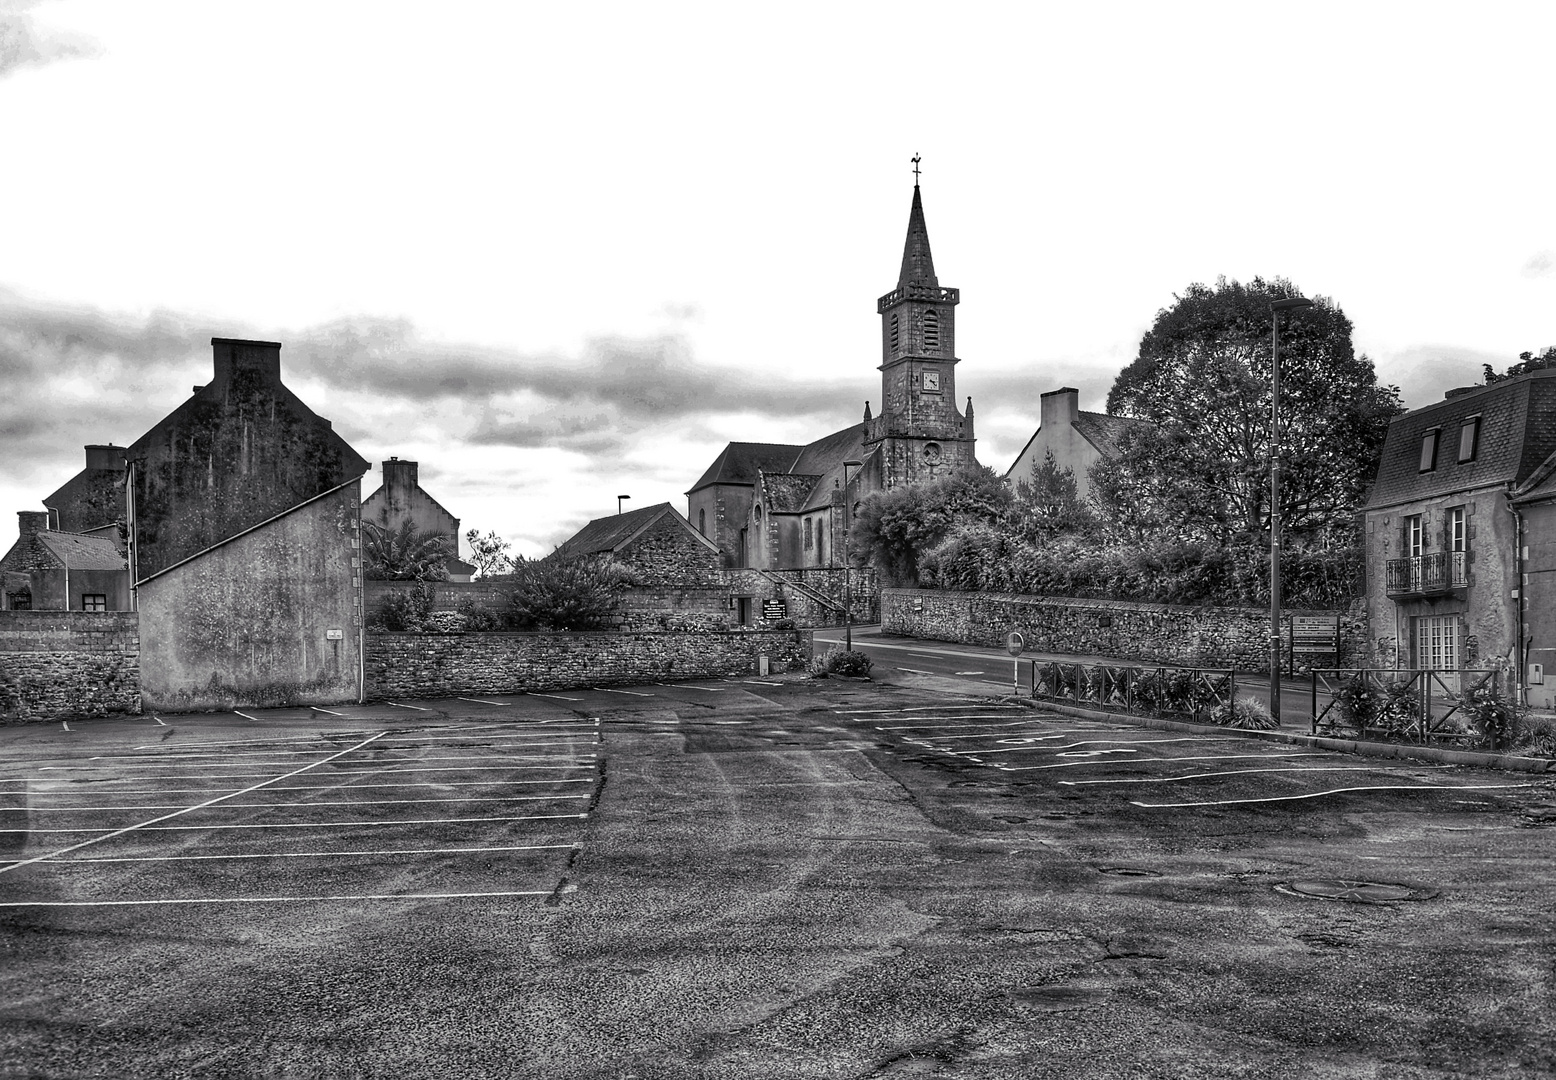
left=817, top=625, right=1348, bottom=728
left=3, top=676, right=1554, bottom=1078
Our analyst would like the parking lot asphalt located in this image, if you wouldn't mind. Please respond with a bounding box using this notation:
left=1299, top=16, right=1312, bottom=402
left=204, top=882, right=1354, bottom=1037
left=3, top=676, right=1555, bottom=1079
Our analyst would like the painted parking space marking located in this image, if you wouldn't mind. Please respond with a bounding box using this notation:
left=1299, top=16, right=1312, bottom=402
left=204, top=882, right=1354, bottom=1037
left=952, top=736, right=1213, bottom=757
left=3, top=811, right=591, bottom=836
left=1130, top=783, right=1535, bottom=809
left=36, top=777, right=597, bottom=799
left=994, top=752, right=1329, bottom=773
left=741, top=680, right=783, bottom=686
left=0, top=732, right=388, bottom=876
left=457, top=698, right=513, bottom=707
left=594, top=687, right=654, bottom=697
left=387, top=702, right=435, bottom=711
left=1060, top=765, right=1453, bottom=786
left=19, top=763, right=597, bottom=786
left=657, top=683, right=726, bottom=692
left=954, top=671, right=985, bottom=676
left=0, top=890, right=558, bottom=908
left=875, top=717, right=1041, bottom=730
left=840, top=704, right=1016, bottom=714
left=24, top=793, right=593, bottom=813
left=30, top=843, right=578, bottom=865
left=309, top=707, right=347, bottom=717
left=527, top=693, right=582, bottom=702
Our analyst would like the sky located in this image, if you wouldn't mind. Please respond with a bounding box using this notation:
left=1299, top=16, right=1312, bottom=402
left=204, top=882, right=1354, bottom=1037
left=2, top=0, right=1553, bottom=560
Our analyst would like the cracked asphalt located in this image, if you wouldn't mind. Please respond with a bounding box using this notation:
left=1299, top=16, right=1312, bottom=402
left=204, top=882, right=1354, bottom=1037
left=2, top=675, right=1554, bottom=1079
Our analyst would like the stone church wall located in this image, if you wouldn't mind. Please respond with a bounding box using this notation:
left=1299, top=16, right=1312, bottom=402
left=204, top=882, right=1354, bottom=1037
left=882, top=589, right=1366, bottom=673
left=0, top=610, right=141, bottom=722
left=365, top=628, right=810, bottom=698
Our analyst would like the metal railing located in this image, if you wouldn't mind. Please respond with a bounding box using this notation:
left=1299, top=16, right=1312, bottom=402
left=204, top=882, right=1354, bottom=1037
left=1385, top=551, right=1468, bottom=596
left=1308, top=668, right=1499, bottom=746
left=1029, top=661, right=1235, bottom=721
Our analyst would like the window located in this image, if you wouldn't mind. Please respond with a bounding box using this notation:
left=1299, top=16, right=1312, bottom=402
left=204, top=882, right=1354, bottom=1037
left=1447, top=505, right=1468, bottom=587
left=1447, top=506, right=1466, bottom=552
left=5, top=589, right=30, bottom=611
left=1404, top=514, right=1424, bottom=557
left=924, top=309, right=940, bottom=350
left=698, top=508, right=705, bottom=536
left=890, top=313, right=900, bottom=351
left=1458, top=416, right=1480, bottom=463
left=80, top=594, right=107, bottom=612
left=1419, top=429, right=1440, bottom=472
left=804, top=518, right=813, bottom=550
left=1415, top=615, right=1460, bottom=671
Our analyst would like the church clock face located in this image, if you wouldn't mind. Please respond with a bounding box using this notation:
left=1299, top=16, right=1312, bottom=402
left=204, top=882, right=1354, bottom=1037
left=922, top=370, right=941, bottom=393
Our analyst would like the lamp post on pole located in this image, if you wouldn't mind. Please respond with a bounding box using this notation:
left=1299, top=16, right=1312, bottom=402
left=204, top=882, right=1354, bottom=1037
left=616, top=495, right=630, bottom=515
left=842, top=459, right=864, bottom=651
left=1269, top=296, right=1314, bottom=721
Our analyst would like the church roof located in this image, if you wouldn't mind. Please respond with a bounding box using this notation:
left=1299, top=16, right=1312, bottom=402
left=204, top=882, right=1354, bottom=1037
left=687, top=442, right=805, bottom=494
left=554, top=502, right=718, bottom=559
left=898, top=184, right=938, bottom=288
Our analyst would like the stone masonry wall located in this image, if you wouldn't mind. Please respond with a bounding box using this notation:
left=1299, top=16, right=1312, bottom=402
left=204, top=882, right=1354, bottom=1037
left=883, top=590, right=1367, bottom=673
left=0, top=610, right=141, bottom=722
left=366, top=628, right=810, bottom=698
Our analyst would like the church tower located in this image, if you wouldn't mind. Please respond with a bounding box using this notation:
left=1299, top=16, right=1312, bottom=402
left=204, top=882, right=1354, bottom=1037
left=863, top=178, right=976, bottom=487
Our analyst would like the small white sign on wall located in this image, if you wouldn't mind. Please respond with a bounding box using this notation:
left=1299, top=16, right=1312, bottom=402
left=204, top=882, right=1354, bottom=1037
left=326, top=628, right=344, bottom=640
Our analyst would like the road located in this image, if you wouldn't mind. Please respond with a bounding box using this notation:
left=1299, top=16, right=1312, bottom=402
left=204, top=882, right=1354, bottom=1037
left=817, top=625, right=1351, bottom=728
left=3, top=675, right=1554, bottom=1078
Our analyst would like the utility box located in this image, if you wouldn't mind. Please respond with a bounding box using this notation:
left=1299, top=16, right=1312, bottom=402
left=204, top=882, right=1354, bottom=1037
left=759, top=655, right=771, bottom=677
left=1529, top=663, right=1544, bottom=686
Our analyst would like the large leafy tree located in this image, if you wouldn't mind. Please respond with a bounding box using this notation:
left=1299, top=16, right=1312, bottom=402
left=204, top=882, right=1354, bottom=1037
left=1099, top=276, right=1403, bottom=547
left=851, top=466, right=1012, bottom=586
left=1484, top=346, right=1556, bottom=384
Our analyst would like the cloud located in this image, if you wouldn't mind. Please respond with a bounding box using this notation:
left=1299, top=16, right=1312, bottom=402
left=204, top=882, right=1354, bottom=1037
left=1524, top=251, right=1555, bottom=279
left=0, top=4, right=99, bottom=80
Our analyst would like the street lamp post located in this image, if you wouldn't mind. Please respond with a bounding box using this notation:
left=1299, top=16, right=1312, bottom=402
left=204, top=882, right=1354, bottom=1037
left=617, top=495, right=630, bottom=515
left=842, top=459, right=863, bottom=651
left=1269, top=296, right=1314, bottom=721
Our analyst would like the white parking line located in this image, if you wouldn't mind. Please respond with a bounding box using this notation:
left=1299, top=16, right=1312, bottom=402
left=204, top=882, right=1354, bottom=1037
left=0, top=732, right=387, bottom=876
left=4, top=811, right=590, bottom=836
left=309, top=707, right=347, bottom=716
left=996, top=752, right=1329, bottom=773
left=527, top=693, right=582, bottom=702
left=457, top=698, right=513, bottom=706
left=96, top=735, right=597, bottom=762
left=1130, top=783, right=1534, bottom=808
left=26, top=763, right=597, bottom=785
left=953, top=737, right=1213, bottom=757
left=0, top=890, right=559, bottom=908
left=875, top=717, right=1036, bottom=730
left=658, top=683, right=726, bottom=692
left=37, top=778, right=597, bottom=798
left=840, top=705, right=1014, bottom=714
left=233, top=711, right=262, bottom=722
left=49, top=752, right=595, bottom=773
left=35, top=843, right=577, bottom=864
left=895, top=667, right=933, bottom=675
left=387, top=702, right=435, bottom=711
left=741, top=680, right=783, bottom=686
left=28, top=794, right=593, bottom=812
left=594, top=687, right=654, bottom=697
left=1060, top=765, right=1451, bottom=786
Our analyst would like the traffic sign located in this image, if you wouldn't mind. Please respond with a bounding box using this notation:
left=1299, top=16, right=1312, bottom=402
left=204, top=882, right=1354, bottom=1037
left=1005, top=630, right=1025, bottom=657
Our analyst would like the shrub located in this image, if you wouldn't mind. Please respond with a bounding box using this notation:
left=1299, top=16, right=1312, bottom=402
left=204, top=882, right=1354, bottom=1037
left=505, top=555, right=630, bottom=631
left=372, top=589, right=431, bottom=631
left=1331, top=673, right=1419, bottom=736
left=454, top=596, right=507, bottom=631
left=1509, top=713, right=1556, bottom=758
left=1455, top=683, right=1525, bottom=751
left=421, top=610, right=469, bottom=634
left=808, top=647, right=873, bottom=678
left=1211, top=696, right=1278, bottom=730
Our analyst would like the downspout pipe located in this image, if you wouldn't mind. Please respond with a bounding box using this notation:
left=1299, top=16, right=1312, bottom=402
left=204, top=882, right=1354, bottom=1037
left=1509, top=489, right=1525, bottom=705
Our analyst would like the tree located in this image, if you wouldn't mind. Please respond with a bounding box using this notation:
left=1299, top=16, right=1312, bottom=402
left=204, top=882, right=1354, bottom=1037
left=851, top=466, right=1013, bottom=587
left=361, top=520, right=450, bottom=583
left=505, top=554, right=629, bottom=630
left=1484, top=346, right=1556, bottom=384
left=1100, top=276, right=1403, bottom=547
left=464, top=528, right=513, bottom=578
left=1010, top=450, right=1099, bottom=544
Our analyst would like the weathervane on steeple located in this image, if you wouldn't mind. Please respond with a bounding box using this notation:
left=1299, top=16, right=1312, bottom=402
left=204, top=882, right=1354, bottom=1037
left=911, top=153, right=921, bottom=185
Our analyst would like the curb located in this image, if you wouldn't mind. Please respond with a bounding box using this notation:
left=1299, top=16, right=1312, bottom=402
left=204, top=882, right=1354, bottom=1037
left=1007, top=697, right=1556, bottom=775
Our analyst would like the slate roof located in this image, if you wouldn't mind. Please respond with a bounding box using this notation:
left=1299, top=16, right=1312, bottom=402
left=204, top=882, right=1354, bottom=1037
left=1072, top=411, right=1152, bottom=458
left=1365, top=370, right=1556, bottom=510
left=0, top=530, right=127, bottom=573
left=554, top=502, right=718, bottom=558
left=687, top=443, right=805, bottom=494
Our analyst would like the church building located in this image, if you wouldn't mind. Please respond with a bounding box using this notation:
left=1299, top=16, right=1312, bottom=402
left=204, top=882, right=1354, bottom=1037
left=687, top=180, right=977, bottom=572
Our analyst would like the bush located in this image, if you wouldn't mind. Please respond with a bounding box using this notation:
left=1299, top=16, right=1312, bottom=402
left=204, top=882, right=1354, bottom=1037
left=1509, top=713, right=1556, bottom=758
left=1456, top=683, right=1525, bottom=751
left=808, top=647, right=873, bottom=678
left=421, top=610, right=469, bottom=634
left=454, top=596, right=507, bottom=631
left=505, top=555, right=630, bottom=631
left=1211, top=696, right=1278, bottom=730
left=1332, top=673, right=1419, bottom=737
left=372, top=589, right=431, bottom=631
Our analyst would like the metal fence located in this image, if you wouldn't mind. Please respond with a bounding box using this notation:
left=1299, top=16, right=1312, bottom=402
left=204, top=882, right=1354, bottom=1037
left=1308, top=668, right=1499, bottom=746
left=1028, top=661, right=1236, bottom=721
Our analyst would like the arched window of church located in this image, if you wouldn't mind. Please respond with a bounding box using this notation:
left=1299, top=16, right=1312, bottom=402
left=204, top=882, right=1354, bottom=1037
left=924, top=309, right=940, bottom=350
left=890, top=314, right=900, bottom=351
left=804, top=518, right=813, bottom=550
left=698, top=508, right=705, bottom=535
left=755, top=505, right=763, bottom=524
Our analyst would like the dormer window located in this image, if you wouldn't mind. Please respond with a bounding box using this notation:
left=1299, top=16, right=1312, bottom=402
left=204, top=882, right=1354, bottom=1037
left=1458, top=416, right=1480, bottom=463
left=1419, top=429, right=1440, bottom=472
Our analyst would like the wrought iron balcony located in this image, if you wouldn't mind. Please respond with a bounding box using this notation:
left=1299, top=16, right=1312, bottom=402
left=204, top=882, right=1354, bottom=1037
left=1386, top=551, right=1467, bottom=597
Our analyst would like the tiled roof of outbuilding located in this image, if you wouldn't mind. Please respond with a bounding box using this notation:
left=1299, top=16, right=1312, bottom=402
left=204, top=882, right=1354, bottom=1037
left=554, top=502, right=718, bottom=558
left=1365, top=370, right=1556, bottom=509
left=1072, top=411, right=1152, bottom=459
left=0, top=530, right=127, bottom=573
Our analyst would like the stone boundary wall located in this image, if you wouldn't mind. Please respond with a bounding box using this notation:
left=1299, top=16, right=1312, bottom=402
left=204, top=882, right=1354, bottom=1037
left=0, top=611, right=141, bottom=723
left=364, top=579, right=506, bottom=615
left=366, top=628, right=811, bottom=698
left=882, top=590, right=1367, bottom=673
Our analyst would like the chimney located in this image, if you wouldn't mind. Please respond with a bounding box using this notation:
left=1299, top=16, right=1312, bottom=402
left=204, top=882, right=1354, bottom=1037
left=84, top=444, right=127, bottom=472
left=17, top=510, right=50, bottom=539
left=381, top=458, right=419, bottom=512
left=211, top=338, right=283, bottom=388
left=1039, top=387, right=1080, bottom=431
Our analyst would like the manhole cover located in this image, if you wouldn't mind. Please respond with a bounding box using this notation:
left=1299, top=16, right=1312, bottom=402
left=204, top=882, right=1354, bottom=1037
left=1276, top=878, right=1436, bottom=903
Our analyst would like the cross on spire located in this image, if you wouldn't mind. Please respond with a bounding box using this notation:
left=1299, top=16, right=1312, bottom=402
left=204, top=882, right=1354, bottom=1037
left=911, top=153, right=921, bottom=185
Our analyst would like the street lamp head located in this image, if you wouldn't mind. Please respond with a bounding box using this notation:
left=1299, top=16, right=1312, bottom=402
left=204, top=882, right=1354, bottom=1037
left=843, top=459, right=863, bottom=469
left=1271, top=296, right=1315, bottom=312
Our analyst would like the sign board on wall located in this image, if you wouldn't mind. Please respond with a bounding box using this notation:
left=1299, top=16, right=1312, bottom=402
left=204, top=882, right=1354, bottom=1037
left=762, top=599, right=787, bottom=620
left=1289, top=615, right=1340, bottom=655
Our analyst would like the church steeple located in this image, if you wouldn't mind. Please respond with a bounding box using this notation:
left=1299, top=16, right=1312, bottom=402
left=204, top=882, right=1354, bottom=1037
left=897, top=184, right=938, bottom=288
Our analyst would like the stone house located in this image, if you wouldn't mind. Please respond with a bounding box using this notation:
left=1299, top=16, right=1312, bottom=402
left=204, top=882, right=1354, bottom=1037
left=361, top=457, right=477, bottom=581
left=1362, top=369, right=1556, bottom=701
left=1511, top=449, right=1556, bottom=709
left=43, top=444, right=129, bottom=534
left=1004, top=387, right=1152, bottom=501
left=0, top=510, right=130, bottom=611
left=688, top=181, right=977, bottom=576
